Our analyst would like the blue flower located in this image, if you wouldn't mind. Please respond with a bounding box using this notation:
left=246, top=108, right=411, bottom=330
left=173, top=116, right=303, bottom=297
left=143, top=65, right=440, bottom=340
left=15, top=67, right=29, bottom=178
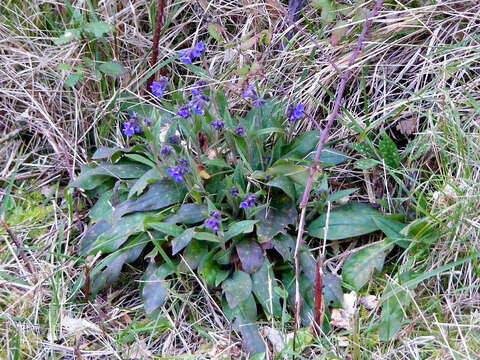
left=191, top=96, right=208, bottom=115
left=161, top=145, right=173, bottom=157
left=177, top=106, right=191, bottom=118
left=180, top=50, right=193, bottom=64
left=240, top=195, right=256, bottom=209
left=191, top=80, right=208, bottom=95
left=168, top=135, right=180, bottom=145
left=122, top=122, right=135, bottom=137
left=150, top=78, right=169, bottom=98
left=211, top=120, right=225, bottom=131
left=242, top=84, right=265, bottom=107
left=168, top=167, right=183, bottom=182
left=235, top=125, right=245, bottom=137
left=230, top=187, right=239, bottom=197
left=192, top=42, right=206, bottom=58
left=205, top=211, right=221, bottom=232
left=287, top=104, right=305, bottom=122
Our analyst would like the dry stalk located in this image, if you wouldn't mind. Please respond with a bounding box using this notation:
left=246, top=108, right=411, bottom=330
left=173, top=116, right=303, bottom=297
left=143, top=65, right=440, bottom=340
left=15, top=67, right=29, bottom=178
left=292, top=0, right=385, bottom=349
left=147, top=0, right=167, bottom=91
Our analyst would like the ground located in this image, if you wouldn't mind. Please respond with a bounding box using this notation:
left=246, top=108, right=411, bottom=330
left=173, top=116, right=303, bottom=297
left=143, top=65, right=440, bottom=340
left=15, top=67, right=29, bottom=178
left=1, top=0, right=480, bottom=359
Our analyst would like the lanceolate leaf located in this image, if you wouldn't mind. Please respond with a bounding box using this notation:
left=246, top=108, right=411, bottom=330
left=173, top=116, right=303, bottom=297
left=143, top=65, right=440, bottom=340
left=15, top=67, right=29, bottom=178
left=308, top=202, right=386, bottom=240
left=272, top=234, right=295, bottom=262
left=255, top=196, right=297, bottom=243
left=252, top=260, right=281, bottom=316
left=99, top=61, right=126, bottom=77
left=236, top=240, right=264, bottom=274
left=83, top=21, right=112, bottom=37
left=224, top=220, right=258, bottom=242
left=128, top=168, right=162, bottom=199
left=222, top=271, right=252, bottom=308
left=342, top=242, right=392, bottom=291
left=378, top=132, right=401, bottom=168
left=165, top=204, right=208, bottom=225
left=178, top=240, right=208, bottom=271
left=113, top=180, right=186, bottom=218
left=142, top=262, right=177, bottom=314
left=171, top=228, right=195, bottom=255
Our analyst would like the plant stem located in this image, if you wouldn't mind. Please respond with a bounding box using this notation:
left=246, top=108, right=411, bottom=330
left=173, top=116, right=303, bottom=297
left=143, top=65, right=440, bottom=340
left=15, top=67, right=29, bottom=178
left=147, top=0, right=166, bottom=91
left=292, top=0, right=385, bottom=344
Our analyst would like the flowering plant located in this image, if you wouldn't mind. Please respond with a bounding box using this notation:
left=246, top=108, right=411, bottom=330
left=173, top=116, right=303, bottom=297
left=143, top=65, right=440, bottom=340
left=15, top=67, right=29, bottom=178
left=69, top=44, right=404, bottom=354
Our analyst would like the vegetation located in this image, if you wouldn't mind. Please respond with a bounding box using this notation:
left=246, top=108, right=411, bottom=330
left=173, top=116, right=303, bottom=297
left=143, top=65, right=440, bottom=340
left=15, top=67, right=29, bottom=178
left=1, top=0, right=479, bottom=359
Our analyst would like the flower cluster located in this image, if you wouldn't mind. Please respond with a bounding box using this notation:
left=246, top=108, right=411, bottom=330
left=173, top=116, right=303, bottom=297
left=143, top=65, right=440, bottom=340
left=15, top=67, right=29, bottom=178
left=211, top=120, right=225, bottom=131
left=122, top=113, right=143, bottom=137
left=167, top=158, right=190, bottom=182
left=168, top=135, right=180, bottom=145
left=230, top=187, right=239, bottom=197
left=150, top=77, right=169, bottom=98
left=242, top=84, right=265, bottom=107
left=161, top=145, right=173, bottom=157
left=177, top=81, right=210, bottom=118
left=180, top=42, right=206, bottom=64
left=287, top=104, right=305, bottom=123
left=240, top=195, right=256, bottom=209
left=235, top=125, right=245, bottom=137
left=205, top=211, right=221, bottom=233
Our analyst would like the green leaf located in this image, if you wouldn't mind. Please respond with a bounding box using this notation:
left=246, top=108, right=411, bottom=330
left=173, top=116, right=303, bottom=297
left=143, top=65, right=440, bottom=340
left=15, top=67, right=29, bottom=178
left=142, top=262, right=176, bottom=314
left=222, top=271, right=252, bottom=308
left=128, top=168, right=162, bottom=199
left=372, top=216, right=410, bottom=248
left=83, top=21, right=112, bottom=37
left=267, top=163, right=309, bottom=186
left=193, top=232, right=219, bottom=242
left=326, top=188, right=359, bottom=203
left=165, top=204, right=208, bottom=225
left=354, top=158, right=378, bottom=170
left=69, top=163, right=149, bottom=189
left=99, top=61, right=126, bottom=77
left=146, top=222, right=183, bottom=237
left=65, top=72, right=82, bottom=87
left=239, top=323, right=266, bottom=356
left=255, top=196, right=297, bottom=243
left=378, top=132, right=401, bottom=168
left=272, top=234, right=295, bottom=262
left=236, top=240, right=264, bottom=274
left=342, top=242, right=391, bottom=291
left=179, top=240, right=208, bottom=271
left=350, top=142, right=376, bottom=157
left=198, top=251, right=220, bottom=286
left=323, top=273, right=343, bottom=308
left=89, top=237, right=146, bottom=294
left=252, top=260, right=281, bottom=316
left=92, top=146, right=127, bottom=160
left=85, top=212, right=154, bottom=254
left=378, top=272, right=416, bottom=340
left=224, top=220, right=258, bottom=242
left=208, top=23, right=225, bottom=43
left=308, top=203, right=385, bottom=240
left=267, top=176, right=296, bottom=201
left=171, top=228, right=195, bottom=255
left=54, top=29, right=81, bottom=45
left=113, top=180, right=186, bottom=218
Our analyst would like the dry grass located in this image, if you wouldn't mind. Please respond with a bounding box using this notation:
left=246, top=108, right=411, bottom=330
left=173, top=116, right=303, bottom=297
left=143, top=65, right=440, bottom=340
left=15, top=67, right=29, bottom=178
left=1, top=0, right=480, bottom=358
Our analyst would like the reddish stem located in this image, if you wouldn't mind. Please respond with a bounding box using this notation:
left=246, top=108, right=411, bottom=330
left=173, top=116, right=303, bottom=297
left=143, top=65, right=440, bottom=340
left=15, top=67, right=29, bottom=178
left=147, top=0, right=167, bottom=91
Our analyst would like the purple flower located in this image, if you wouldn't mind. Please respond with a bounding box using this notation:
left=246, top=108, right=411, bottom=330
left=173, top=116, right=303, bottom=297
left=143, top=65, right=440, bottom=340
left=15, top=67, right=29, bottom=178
left=265, top=174, right=272, bottom=180
left=205, top=218, right=220, bottom=233
left=191, top=96, right=208, bottom=115
left=151, top=78, right=169, bottom=98
left=287, top=104, right=305, bottom=122
left=177, top=158, right=190, bottom=174
left=122, top=122, right=135, bottom=137
left=167, top=159, right=189, bottom=182
left=211, top=120, right=225, bottom=131
left=242, top=84, right=265, bottom=107
left=230, top=187, right=239, bottom=197
left=242, top=84, right=257, bottom=100
left=205, top=211, right=221, bottom=232
left=168, top=135, right=180, bottom=145
left=240, top=195, right=256, bottom=209
left=177, top=106, right=191, bottom=118
left=161, top=145, right=173, bottom=157
left=168, top=167, right=184, bottom=182
left=180, top=50, right=193, bottom=64
left=191, top=80, right=208, bottom=95
left=192, top=42, right=206, bottom=58
left=210, top=211, right=220, bottom=219
left=235, top=125, right=245, bottom=137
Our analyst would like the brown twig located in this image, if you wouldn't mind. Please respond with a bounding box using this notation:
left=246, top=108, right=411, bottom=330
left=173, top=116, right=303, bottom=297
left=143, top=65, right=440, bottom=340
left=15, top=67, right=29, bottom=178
left=292, top=0, right=384, bottom=347
left=83, top=263, right=92, bottom=303
left=146, top=0, right=167, bottom=91
left=1, top=219, right=38, bottom=283
left=0, top=125, right=27, bottom=146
